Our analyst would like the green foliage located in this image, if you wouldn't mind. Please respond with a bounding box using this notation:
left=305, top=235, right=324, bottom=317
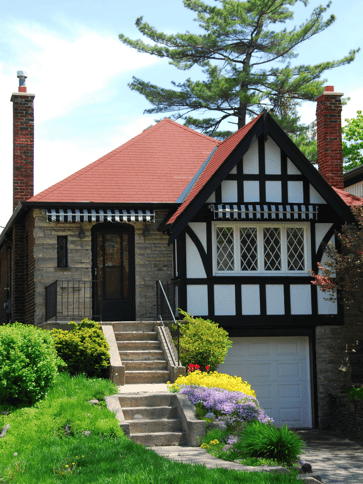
left=119, top=0, right=358, bottom=138
left=345, top=386, right=363, bottom=401
left=0, top=322, right=60, bottom=405
left=342, top=110, right=363, bottom=171
left=0, top=373, right=302, bottom=484
left=235, top=421, right=304, bottom=466
left=51, top=319, right=110, bottom=378
left=310, top=206, right=363, bottom=314
left=178, top=309, right=232, bottom=371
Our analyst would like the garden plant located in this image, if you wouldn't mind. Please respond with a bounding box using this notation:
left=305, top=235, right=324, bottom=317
left=0, top=372, right=302, bottom=483
left=177, top=310, right=232, bottom=371
left=0, top=322, right=62, bottom=405
left=50, top=318, right=110, bottom=377
left=169, top=369, right=305, bottom=469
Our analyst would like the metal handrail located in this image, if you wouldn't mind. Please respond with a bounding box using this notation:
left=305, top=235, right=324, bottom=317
left=157, top=280, right=180, bottom=367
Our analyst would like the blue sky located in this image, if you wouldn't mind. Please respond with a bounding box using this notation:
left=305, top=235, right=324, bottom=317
left=1, top=0, right=363, bottom=227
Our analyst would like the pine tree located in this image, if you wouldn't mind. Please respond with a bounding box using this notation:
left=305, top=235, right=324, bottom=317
left=119, top=0, right=358, bottom=139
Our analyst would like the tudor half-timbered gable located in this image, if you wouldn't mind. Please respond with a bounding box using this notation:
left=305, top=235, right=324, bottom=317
left=167, top=112, right=354, bottom=330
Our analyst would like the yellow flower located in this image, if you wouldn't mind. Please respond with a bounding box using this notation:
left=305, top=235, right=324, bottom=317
left=65, top=465, right=69, bottom=468
left=75, top=456, right=78, bottom=459
left=173, top=371, right=256, bottom=397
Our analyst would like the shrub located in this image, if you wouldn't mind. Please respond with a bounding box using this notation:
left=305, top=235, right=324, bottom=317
left=168, top=370, right=256, bottom=396
left=178, top=309, right=232, bottom=371
left=51, top=319, right=110, bottom=377
left=345, top=386, right=363, bottom=401
left=0, top=322, right=60, bottom=405
left=235, top=421, right=305, bottom=465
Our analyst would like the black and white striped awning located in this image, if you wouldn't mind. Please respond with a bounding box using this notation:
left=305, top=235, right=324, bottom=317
left=45, top=208, right=155, bottom=223
left=209, top=204, right=318, bottom=221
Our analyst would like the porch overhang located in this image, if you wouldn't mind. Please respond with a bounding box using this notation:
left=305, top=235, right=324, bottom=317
left=209, top=203, right=318, bottom=221
left=43, top=208, right=155, bottom=223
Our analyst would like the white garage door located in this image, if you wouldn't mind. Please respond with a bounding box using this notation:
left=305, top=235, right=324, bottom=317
left=218, top=336, right=312, bottom=428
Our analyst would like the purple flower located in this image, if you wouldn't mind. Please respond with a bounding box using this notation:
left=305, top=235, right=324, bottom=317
left=180, top=385, right=274, bottom=428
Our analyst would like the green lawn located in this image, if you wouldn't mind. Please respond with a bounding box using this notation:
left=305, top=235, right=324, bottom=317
left=0, top=373, right=301, bottom=484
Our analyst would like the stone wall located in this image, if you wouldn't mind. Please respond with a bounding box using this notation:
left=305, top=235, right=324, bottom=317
left=329, top=393, right=363, bottom=439
left=32, top=208, right=173, bottom=324
left=315, top=325, right=347, bottom=428
left=33, top=209, right=93, bottom=325
left=134, top=209, right=173, bottom=320
left=344, top=305, right=363, bottom=385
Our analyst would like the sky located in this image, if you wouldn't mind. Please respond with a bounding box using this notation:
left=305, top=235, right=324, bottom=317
left=1, top=0, right=363, bottom=228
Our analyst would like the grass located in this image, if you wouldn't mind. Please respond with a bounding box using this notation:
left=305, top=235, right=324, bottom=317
left=0, top=372, right=302, bottom=483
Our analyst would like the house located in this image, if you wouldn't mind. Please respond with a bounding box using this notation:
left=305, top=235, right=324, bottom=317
left=1, top=73, right=362, bottom=429
left=344, top=164, right=363, bottom=197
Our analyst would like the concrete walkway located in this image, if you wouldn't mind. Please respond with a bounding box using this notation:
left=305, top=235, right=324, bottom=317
left=118, top=385, right=363, bottom=483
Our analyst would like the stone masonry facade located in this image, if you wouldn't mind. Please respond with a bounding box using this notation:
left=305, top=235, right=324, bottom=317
left=32, top=208, right=172, bottom=325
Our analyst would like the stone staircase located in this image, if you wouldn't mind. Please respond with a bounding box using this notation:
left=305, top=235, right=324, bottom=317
left=113, top=322, right=171, bottom=384
left=119, top=393, right=187, bottom=446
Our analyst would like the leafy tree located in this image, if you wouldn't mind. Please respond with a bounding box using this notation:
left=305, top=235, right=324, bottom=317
left=343, top=110, right=363, bottom=172
left=119, top=0, right=358, bottom=139
left=310, top=206, right=363, bottom=314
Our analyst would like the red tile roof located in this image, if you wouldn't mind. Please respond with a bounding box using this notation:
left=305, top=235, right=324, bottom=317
left=28, top=119, right=220, bottom=203
left=333, top=187, right=363, bottom=206
left=167, top=114, right=263, bottom=225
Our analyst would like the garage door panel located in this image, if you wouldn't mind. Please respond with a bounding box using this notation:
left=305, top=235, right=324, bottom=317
left=253, top=385, right=272, bottom=399
left=278, top=363, right=300, bottom=378
left=219, top=336, right=312, bottom=428
left=277, top=341, right=299, bottom=355
left=279, top=407, right=303, bottom=425
left=278, top=384, right=301, bottom=399
left=248, top=342, right=271, bottom=356
left=249, top=363, right=271, bottom=377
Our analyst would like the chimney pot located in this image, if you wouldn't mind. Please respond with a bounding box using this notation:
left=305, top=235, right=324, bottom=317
left=16, top=70, right=27, bottom=93
left=324, top=86, right=334, bottom=92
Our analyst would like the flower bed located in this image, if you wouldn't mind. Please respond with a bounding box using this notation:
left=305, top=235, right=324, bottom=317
left=180, top=385, right=272, bottom=429
left=168, top=370, right=256, bottom=396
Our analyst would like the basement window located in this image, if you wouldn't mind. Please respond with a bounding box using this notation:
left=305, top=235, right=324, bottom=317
left=57, top=236, right=68, bottom=268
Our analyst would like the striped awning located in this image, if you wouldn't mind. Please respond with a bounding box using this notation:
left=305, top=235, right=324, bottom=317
left=44, top=208, right=155, bottom=223
left=209, top=204, right=318, bottom=221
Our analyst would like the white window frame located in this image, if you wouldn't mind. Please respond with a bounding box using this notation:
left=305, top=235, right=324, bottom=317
left=213, top=221, right=310, bottom=276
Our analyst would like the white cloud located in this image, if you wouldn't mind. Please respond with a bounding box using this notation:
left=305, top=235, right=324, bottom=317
left=0, top=20, right=161, bottom=227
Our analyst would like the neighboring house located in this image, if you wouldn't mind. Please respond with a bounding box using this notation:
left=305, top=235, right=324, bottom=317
left=1, top=75, right=362, bottom=429
left=344, top=164, right=363, bottom=197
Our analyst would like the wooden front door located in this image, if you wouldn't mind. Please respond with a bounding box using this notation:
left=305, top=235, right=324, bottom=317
left=92, top=224, right=135, bottom=321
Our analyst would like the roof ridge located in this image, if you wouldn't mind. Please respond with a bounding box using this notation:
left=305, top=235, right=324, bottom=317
left=162, top=118, right=221, bottom=144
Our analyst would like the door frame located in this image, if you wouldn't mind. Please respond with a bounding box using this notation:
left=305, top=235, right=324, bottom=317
left=91, top=223, right=136, bottom=321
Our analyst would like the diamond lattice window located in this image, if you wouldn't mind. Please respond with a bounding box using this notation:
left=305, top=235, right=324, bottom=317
left=287, top=228, right=305, bottom=271
left=240, top=228, right=258, bottom=271
left=264, top=228, right=281, bottom=271
left=216, top=227, right=234, bottom=271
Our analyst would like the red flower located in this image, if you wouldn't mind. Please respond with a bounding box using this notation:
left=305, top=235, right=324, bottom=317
left=206, top=366, right=210, bottom=370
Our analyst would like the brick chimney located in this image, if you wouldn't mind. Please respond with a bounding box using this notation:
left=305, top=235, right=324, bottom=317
left=10, top=71, right=35, bottom=211
left=316, top=86, right=344, bottom=189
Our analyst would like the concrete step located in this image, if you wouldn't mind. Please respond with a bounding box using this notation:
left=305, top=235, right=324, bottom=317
left=127, top=419, right=182, bottom=434
left=120, top=350, right=165, bottom=361
left=118, top=341, right=161, bottom=351
left=125, top=370, right=170, bottom=384
left=119, top=394, right=173, bottom=408
left=107, top=322, right=160, bottom=332
left=122, top=405, right=178, bottom=420
left=130, top=432, right=187, bottom=446
left=115, top=331, right=158, bottom=341
left=124, top=360, right=168, bottom=372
